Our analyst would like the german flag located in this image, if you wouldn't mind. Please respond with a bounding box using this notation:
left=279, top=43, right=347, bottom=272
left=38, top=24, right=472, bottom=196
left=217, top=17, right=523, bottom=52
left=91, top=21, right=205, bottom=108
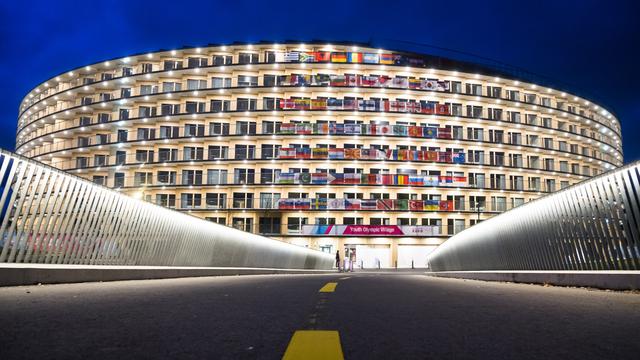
left=331, top=52, right=347, bottom=63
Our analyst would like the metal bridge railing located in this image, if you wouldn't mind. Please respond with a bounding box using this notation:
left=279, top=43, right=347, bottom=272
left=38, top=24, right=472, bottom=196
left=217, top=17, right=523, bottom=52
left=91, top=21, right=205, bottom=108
left=0, top=149, right=333, bottom=269
left=427, top=162, right=640, bottom=271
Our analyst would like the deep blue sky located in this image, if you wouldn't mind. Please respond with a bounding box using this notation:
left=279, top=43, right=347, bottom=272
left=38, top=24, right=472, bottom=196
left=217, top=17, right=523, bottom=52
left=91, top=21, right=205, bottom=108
left=1, top=0, right=639, bottom=161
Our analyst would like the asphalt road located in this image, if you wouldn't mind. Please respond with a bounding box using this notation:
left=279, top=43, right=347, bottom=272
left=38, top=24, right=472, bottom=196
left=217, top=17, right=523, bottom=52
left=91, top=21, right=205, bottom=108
left=0, top=273, right=639, bottom=359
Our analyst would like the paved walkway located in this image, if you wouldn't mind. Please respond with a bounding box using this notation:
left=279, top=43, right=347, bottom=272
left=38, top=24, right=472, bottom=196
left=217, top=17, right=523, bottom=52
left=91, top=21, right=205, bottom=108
left=0, top=273, right=638, bottom=359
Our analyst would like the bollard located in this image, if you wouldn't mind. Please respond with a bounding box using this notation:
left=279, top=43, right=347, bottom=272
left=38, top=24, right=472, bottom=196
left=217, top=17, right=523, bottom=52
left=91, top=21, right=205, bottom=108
left=395, top=260, right=397, bottom=269
left=412, top=260, right=414, bottom=269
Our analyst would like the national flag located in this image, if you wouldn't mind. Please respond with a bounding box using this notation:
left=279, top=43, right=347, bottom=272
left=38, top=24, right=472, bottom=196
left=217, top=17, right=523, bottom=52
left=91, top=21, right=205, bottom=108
left=314, top=74, right=331, bottom=85
left=421, top=102, right=435, bottom=114
left=421, top=80, right=438, bottom=91
left=377, top=199, right=394, bottom=210
left=424, top=200, right=439, bottom=211
left=409, top=78, right=421, bottom=89
left=276, top=172, right=295, bottom=184
left=330, top=75, right=347, bottom=86
left=436, top=81, right=450, bottom=91
left=439, top=200, right=454, bottom=211
left=312, top=148, right=328, bottom=159
left=453, top=152, right=466, bottom=164
left=311, top=99, right=327, bottom=110
left=379, top=53, right=394, bottom=64
left=343, top=99, right=357, bottom=110
left=345, top=198, right=361, bottom=210
left=284, top=52, right=299, bottom=62
left=408, top=126, right=422, bottom=137
left=423, top=127, right=437, bottom=138
left=409, top=200, right=424, bottom=211
left=328, top=148, right=345, bottom=159
left=331, top=52, right=347, bottom=63
left=452, top=176, right=467, bottom=186
left=361, top=199, right=377, bottom=210
left=438, top=152, right=453, bottom=163
left=395, top=199, right=409, bottom=210
left=330, top=123, right=344, bottom=134
left=378, top=125, right=391, bottom=135
left=328, top=198, right=345, bottom=210
left=274, top=52, right=285, bottom=62
left=311, top=197, right=328, bottom=210
left=347, top=52, right=363, bottom=63
left=391, top=77, right=409, bottom=88
left=381, top=174, right=394, bottom=185
left=299, top=52, right=315, bottom=63
left=278, top=148, right=297, bottom=159
left=344, top=148, right=361, bottom=159
left=391, top=124, right=407, bottom=136
left=279, top=123, right=296, bottom=134
left=314, top=51, right=331, bottom=62
left=409, top=175, right=424, bottom=186
left=279, top=99, right=295, bottom=110
left=362, top=53, right=379, bottom=64
left=327, top=98, right=344, bottom=110
left=435, top=104, right=450, bottom=115
left=358, top=99, right=377, bottom=111
left=406, top=102, right=421, bottom=113
left=311, top=172, right=328, bottom=184
left=344, top=124, right=361, bottom=135
left=296, top=147, right=311, bottom=159
left=425, top=151, right=438, bottom=162
left=437, top=127, right=452, bottom=139
left=439, top=176, right=453, bottom=185
left=314, top=123, right=330, bottom=134
left=345, top=74, right=360, bottom=87
left=397, top=149, right=408, bottom=161
left=295, top=123, right=312, bottom=135
left=397, top=174, right=409, bottom=185
left=344, top=173, right=360, bottom=184
left=329, top=173, right=345, bottom=185
left=278, top=199, right=296, bottom=210
left=378, top=75, right=392, bottom=86
left=299, top=173, right=311, bottom=184
left=292, top=99, right=311, bottom=109
left=424, top=176, right=439, bottom=186
left=360, top=75, right=378, bottom=87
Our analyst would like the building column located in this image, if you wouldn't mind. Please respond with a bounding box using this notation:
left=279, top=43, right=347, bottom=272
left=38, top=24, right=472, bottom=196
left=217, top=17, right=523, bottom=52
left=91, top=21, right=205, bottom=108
left=391, top=240, right=398, bottom=268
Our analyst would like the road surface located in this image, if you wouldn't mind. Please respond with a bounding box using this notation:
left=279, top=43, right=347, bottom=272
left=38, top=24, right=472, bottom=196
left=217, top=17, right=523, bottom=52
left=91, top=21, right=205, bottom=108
left=0, top=272, right=638, bottom=359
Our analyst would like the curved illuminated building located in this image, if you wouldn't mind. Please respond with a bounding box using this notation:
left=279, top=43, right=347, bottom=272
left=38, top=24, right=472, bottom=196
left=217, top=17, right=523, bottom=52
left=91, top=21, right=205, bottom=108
left=16, top=41, right=623, bottom=268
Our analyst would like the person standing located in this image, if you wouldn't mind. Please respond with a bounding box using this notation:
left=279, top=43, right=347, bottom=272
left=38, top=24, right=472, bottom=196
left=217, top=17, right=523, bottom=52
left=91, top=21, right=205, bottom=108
left=335, top=250, right=341, bottom=271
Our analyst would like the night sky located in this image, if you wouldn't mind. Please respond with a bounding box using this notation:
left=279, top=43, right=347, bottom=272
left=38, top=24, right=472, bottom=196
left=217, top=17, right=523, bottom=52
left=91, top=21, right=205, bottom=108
left=1, top=0, right=638, bottom=161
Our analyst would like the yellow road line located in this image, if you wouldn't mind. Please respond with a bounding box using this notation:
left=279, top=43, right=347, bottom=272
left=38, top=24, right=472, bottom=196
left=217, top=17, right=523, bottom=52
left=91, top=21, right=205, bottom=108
left=319, top=282, right=338, bottom=292
left=282, top=330, right=344, bottom=360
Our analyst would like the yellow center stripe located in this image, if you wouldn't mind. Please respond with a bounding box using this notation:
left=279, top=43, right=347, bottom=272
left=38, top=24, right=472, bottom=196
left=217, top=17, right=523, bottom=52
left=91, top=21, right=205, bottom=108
left=319, top=282, right=338, bottom=292
left=282, top=330, right=344, bottom=360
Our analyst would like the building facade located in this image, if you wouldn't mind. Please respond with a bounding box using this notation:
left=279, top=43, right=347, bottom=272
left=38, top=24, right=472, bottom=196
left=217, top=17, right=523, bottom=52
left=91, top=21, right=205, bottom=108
left=16, top=42, right=623, bottom=268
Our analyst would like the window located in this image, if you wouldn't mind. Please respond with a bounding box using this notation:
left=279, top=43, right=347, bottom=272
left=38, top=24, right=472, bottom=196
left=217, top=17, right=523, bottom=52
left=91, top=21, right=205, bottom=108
left=134, top=172, right=152, bottom=186
left=163, top=60, right=182, bottom=70
left=115, top=151, right=127, bottom=165
left=182, top=170, right=203, bottom=185
left=211, top=77, right=231, bottom=88
left=137, top=128, right=155, bottom=140
left=187, top=57, right=208, bottom=68
left=210, top=100, right=230, bottom=112
left=114, top=172, right=125, bottom=187
left=162, top=82, right=182, bottom=92
left=465, top=83, right=482, bottom=95
left=234, top=145, right=255, bottom=159
left=187, top=79, right=207, bottom=90
left=529, top=177, right=541, bottom=191
left=260, top=169, right=280, bottom=184
left=238, top=53, right=258, bottom=64
left=180, top=193, right=201, bottom=209
left=140, top=85, right=158, bottom=95
left=491, top=196, right=507, bottom=212
left=92, top=175, right=107, bottom=186
left=159, top=126, right=179, bottom=139
left=158, top=148, right=178, bottom=162
left=209, top=122, right=230, bottom=135
left=157, top=171, right=177, bottom=184
left=260, top=193, right=281, bottom=209
left=232, top=217, right=252, bottom=232
left=236, top=98, right=257, bottom=111
left=207, top=169, right=227, bottom=184
left=206, top=193, right=227, bottom=209
left=135, top=149, right=154, bottom=163
left=287, top=217, right=307, bottom=233
left=490, top=174, right=506, bottom=190
left=259, top=217, right=281, bottom=235
left=232, top=193, right=254, bottom=208
left=208, top=145, right=228, bottom=159
left=261, top=144, right=280, bottom=159
left=233, top=168, right=255, bottom=184
left=156, top=194, right=176, bottom=208
left=212, top=55, right=232, bottom=66
left=467, top=127, right=484, bottom=141
left=94, top=154, right=107, bottom=166
left=264, top=75, right=277, bottom=87
left=466, top=105, right=483, bottom=118
left=236, top=121, right=256, bottom=135
left=185, top=101, right=206, bottom=113
left=160, top=103, right=180, bottom=115
left=185, top=124, right=205, bottom=137
left=183, top=147, right=204, bottom=160
left=140, top=63, right=153, bottom=73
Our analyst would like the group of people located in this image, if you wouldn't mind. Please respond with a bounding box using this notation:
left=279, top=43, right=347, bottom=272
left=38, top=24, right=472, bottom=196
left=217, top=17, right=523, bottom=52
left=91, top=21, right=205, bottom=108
left=335, top=248, right=355, bottom=272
